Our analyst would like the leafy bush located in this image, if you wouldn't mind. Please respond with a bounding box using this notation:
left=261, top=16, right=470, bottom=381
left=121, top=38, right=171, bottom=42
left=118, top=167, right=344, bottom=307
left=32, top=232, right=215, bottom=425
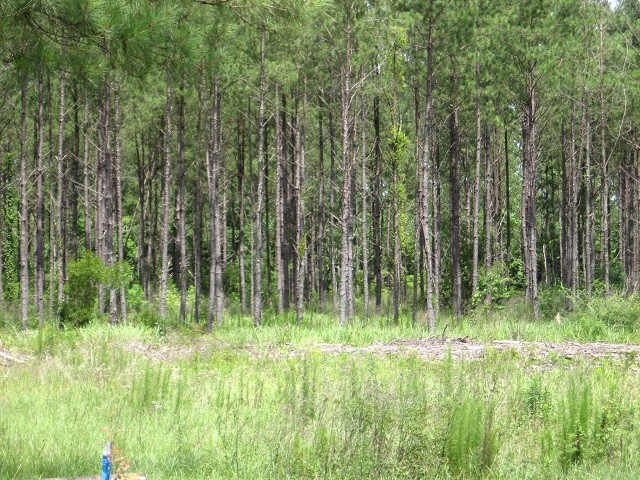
left=60, top=253, right=105, bottom=327
left=472, top=262, right=516, bottom=308
left=568, top=294, right=640, bottom=333
left=539, top=286, right=570, bottom=320
left=60, top=253, right=131, bottom=328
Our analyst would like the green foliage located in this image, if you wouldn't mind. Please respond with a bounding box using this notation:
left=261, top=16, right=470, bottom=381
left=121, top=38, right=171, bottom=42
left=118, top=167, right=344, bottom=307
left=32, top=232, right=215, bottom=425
left=538, top=286, right=570, bottom=320
left=523, top=375, right=551, bottom=420
left=558, top=379, right=600, bottom=470
left=569, top=294, right=640, bottom=332
left=472, top=262, right=516, bottom=308
left=60, top=253, right=131, bottom=327
left=443, top=397, right=498, bottom=478
left=60, top=252, right=104, bottom=327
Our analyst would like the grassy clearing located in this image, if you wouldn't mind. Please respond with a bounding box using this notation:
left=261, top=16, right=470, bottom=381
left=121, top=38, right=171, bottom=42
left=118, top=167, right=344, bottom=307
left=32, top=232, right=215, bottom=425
left=3, top=295, right=640, bottom=479
left=2, top=321, right=640, bottom=479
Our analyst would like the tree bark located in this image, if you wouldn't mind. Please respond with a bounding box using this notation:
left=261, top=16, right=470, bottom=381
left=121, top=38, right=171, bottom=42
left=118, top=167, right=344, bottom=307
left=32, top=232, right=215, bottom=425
left=361, top=90, right=369, bottom=316
left=372, top=96, right=382, bottom=314
left=114, top=81, right=126, bottom=323
left=236, top=114, right=246, bottom=312
left=472, top=64, right=482, bottom=297
left=521, top=70, right=539, bottom=318
left=176, top=85, right=188, bottom=323
left=194, top=80, right=205, bottom=321
left=275, top=83, right=286, bottom=314
left=339, top=12, right=354, bottom=325
left=599, top=20, right=610, bottom=294
left=583, top=100, right=594, bottom=295
left=449, top=64, right=462, bottom=318
left=54, top=73, right=66, bottom=326
left=83, top=91, right=92, bottom=253
left=317, top=103, right=326, bottom=309
left=158, top=79, right=172, bottom=320
left=252, top=26, right=266, bottom=327
left=207, top=81, right=224, bottom=330
left=294, top=85, right=307, bottom=324
left=19, top=76, right=29, bottom=329
left=419, top=18, right=436, bottom=332
left=35, top=76, right=45, bottom=323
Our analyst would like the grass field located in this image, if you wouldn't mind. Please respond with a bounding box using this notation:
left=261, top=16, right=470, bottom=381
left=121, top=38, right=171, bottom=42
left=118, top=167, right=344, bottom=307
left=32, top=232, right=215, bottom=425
left=3, top=296, right=640, bottom=479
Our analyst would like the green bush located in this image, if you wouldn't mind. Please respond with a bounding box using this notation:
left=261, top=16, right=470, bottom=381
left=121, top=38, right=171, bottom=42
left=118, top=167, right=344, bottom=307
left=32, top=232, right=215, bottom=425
left=569, top=294, right=640, bottom=334
left=472, top=262, right=516, bottom=308
left=60, top=252, right=105, bottom=327
left=443, top=396, right=498, bottom=478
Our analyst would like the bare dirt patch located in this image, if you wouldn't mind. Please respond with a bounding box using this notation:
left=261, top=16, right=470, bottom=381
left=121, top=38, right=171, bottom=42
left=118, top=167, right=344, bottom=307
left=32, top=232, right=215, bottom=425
left=0, top=348, right=31, bottom=367
left=120, top=337, right=640, bottom=365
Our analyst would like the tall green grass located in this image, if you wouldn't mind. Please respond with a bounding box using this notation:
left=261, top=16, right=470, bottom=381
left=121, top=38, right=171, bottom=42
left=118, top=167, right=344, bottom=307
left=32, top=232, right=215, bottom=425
left=3, top=325, right=640, bottom=479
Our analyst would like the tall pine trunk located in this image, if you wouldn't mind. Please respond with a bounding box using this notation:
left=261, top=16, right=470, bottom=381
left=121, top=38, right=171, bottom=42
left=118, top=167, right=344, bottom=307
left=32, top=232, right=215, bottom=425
left=275, top=84, right=286, bottom=313
left=419, top=19, right=436, bottom=332
left=449, top=65, right=462, bottom=318
left=35, top=76, right=45, bottom=323
left=252, top=26, right=266, bottom=327
left=54, top=73, right=66, bottom=325
left=114, top=81, right=126, bottom=322
left=158, top=79, right=172, bottom=320
left=176, top=86, right=188, bottom=323
left=360, top=90, right=369, bottom=316
left=472, top=63, right=482, bottom=296
left=521, top=70, right=539, bottom=318
left=339, top=13, right=354, bottom=325
left=294, top=86, right=307, bottom=324
left=207, top=81, right=224, bottom=330
left=19, top=76, right=29, bottom=329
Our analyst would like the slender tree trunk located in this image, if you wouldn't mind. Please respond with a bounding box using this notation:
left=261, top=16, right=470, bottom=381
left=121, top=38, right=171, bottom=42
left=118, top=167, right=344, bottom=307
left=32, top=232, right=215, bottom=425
left=361, top=90, right=369, bottom=316
left=339, top=14, right=354, bottom=326
left=83, top=91, right=92, bottom=253
left=19, top=76, right=29, bottom=328
left=599, top=21, right=610, bottom=294
left=35, top=76, right=45, bottom=323
left=114, top=81, right=126, bottom=323
left=505, top=129, right=511, bottom=268
left=583, top=100, right=594, bottom=296
left=135, top=134, right=147, bottom=296
left=194, top=80, right=205, bottom=321
left=521, top=70, right=539, bottom=318
left=54, top=73, right=66, bottom=325
left=570, top=112, right=579, bottom=295
left=412, top=83, right=420, bottom=325
left=449, top=65, right=462, bottom=318
left=484, top=125, right=493, bottom=275
left=70, top=84, right=80, bottom=260
left=207, top=81, right=224, bottom=330
left=420, top=19, right=436, bottom=332
left=159, top=78, right=172, bottom=320
left=317, top=104, right=326, bottom=309
left=294, top=86, right=307, bottom=324
left=252, top=26, right=266, bottom=327
left=329, top=102, right=338, bottom=311
left=236, top=115, right=246, bottom=312
left=372, top=96, right=382, bottom=314
left=100, top=77, right=116, bottom=323
left=472, top=64, right=482, bottom=296
left=176, top=86, right=188, bottom=323
left=275, top=84, right=286, bottom=313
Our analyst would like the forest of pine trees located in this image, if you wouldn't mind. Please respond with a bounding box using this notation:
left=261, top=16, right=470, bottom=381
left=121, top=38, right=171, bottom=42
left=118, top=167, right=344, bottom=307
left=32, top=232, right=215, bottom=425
left=1, top=0, right=639, bottom=331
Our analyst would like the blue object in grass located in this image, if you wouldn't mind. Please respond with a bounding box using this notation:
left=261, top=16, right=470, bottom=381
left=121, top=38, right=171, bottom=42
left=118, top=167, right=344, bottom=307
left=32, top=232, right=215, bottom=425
left=101, top=441, right=113, bottom=480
